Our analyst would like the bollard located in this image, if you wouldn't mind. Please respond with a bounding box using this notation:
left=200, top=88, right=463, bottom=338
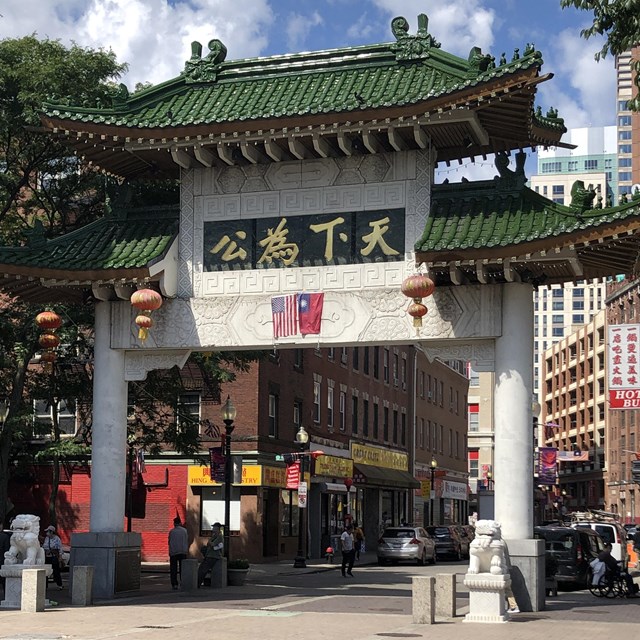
left=435, top=573, right=457, bottom=618
left=210, top=557, right=227, bottom=588
left=181, top=559, right=199, bottom=592
left=412, top=576, right=435, bottom=624
left=21, top=568, right=47, bottom=612
left=71, top=566, right=94, bottom=606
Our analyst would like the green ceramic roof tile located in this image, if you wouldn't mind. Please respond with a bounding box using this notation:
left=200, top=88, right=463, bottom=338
left=417, top=178, right=640, bottom=255
left=43, top=24, right=551, bottom=131
left=0, top=206, right=178, bottom=273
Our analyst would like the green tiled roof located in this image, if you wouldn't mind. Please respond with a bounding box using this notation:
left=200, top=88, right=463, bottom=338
left=0, top=206, right=178, bottom=272
left=417, top=175, right=640, bottom=255
left=43, top=17, right=551, bottom=131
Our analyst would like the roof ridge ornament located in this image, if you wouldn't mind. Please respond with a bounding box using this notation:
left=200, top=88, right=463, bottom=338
left=391, top=13, right=441, bottom=61
left=494, top=151, right=527, bottom=192
left=183, top=38, right=228, bottom=84
left=569, top=180, right=597, bottom=213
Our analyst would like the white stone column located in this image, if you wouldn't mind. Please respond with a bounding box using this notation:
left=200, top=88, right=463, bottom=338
left=90, top=301, right=127, bottom=532
left=494, top=283, right=534, bottom=540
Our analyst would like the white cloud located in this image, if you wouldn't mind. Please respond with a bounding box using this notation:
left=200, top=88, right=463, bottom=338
left=0, top=0, right=275, bottom=87
left=539, top=29, right=616, bottom=128
left=370, top=0, right=496, bottom=55
left=285, top=11, right=324, bottom=51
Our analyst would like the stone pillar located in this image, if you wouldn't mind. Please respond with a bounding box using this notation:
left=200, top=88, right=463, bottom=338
left=435, top=573, right=456, bottom=618
left=90, top=301, right=127, bottom=532
left=21, top=568, right=47, bottom=612
left=412, top=576, right=435, bottom=624
left=494, top=283, right=545, bottom=612
left=71, top=565, right=94, bottom=606
left=494, top=283, right=534, bottom=540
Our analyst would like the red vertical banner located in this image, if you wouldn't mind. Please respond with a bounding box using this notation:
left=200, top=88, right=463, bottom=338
left=286, top=461, right=301, bottom=489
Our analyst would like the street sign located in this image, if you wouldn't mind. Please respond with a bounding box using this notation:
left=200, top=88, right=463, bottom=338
left=298, top=481, right=307, bottom=508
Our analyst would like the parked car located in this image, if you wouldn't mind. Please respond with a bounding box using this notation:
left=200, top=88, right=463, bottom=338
left=377, top=527, right=437, bottom=566
left=571, top=520, right=629, bottom=569
left=425, top=525, right=469, bottom=560
left=534, top=525, right=605, bottom=588
left=456, top=525, right=475, bottom=546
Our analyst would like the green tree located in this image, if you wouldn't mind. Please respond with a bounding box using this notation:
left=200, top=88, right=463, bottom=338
left=561, top=0, right=640, bottom=108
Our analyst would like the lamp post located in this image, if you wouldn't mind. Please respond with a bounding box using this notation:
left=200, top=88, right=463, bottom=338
left=294, top=426, right=309, bottom=568
left=221, top=395, right=236, bottom=560
left=486, top=471, right=493, bottom=491
left=430, top=458, right=438, bottom=526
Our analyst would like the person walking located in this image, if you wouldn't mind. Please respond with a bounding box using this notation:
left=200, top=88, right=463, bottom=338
left=42, top=525, right=63, bottom=589
left=198, top=522, right=224, bottom=587
left=168, top=516, right=189, bottom=590
left=340, top=522, right=356, bottom=577
left=353, top=522, right=365, bottom=560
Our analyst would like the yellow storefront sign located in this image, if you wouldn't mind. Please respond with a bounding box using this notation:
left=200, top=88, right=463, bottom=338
left=188, top=464, right=308, bottom=487
left=420, top=480, right=431, bottom=498
left=314, top=455, right=353, bottom=478
left=350, top=442, right=408, bottom=471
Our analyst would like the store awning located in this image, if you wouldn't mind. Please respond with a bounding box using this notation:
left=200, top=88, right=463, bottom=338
left=354, top=464, right=420, bottom=489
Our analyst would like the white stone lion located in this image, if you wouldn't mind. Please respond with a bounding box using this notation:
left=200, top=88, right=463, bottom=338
left=3, top=514, right=46, bottom=566
left=467, top=519, right=507, bottom=575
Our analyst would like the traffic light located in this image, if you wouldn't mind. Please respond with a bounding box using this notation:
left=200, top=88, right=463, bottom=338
left=632, top=460, right=640, bottom=485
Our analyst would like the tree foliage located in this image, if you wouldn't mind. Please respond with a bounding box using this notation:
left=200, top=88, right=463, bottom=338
left=561, top=0, right=640, bottom=108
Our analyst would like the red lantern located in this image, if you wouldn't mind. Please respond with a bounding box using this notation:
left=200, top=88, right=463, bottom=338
left=38, top=333, right=60, bottom=349
left=401, top=274, right=435, bottom=301
left=407, top=301, right=428, bottom=327
left=35, top=311, right=62, bottom=331
left=135, top=314, right=153, bottom=341
left=131, top=289, right=163, bottom=342
left=344, top=477, right=353, bottom=491
left=131, top=289, right=163, bottom=312
left=40, top=350, right=57, bottom=363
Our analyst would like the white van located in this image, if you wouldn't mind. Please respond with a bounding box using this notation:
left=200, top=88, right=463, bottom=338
left=571, top=521, right=629, bottom=569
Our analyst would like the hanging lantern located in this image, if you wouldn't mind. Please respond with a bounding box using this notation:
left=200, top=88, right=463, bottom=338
left=40, top=350, right=57, bottom=363
left=401, top=274, right=435, bottom=301
left=35, top=311, right=62, bottom=331
left=130, top=288, right=163, bottom=342
left=135, top=314, right=154, bottom=341
left=38, top=333, right=60, bottom=350
left=407, top=301, right=428, bottom=327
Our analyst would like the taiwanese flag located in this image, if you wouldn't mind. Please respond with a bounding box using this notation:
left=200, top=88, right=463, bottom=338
left=298, top=293, right=324, bottom=335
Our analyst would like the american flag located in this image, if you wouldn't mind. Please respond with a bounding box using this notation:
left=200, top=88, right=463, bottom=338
left=271, top=294, right=298, bottom=338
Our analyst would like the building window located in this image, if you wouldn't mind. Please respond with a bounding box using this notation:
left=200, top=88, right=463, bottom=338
left=392, top=409, right=398, bottom=444
left=383, top=348, right=390, bottom=383
left=313, top=381, right=321, bottom=423
left=573, top=300, right=584, bottom=310
left=620, top=171, right=633, bottom=181
left=363, top=399, right=369, bottom=437
left=619, top=157, right=633, bottom=167
left=568, top=161, right=578, bottom=171
left=328, top=347, right=335, bottom=360
left=552, top=327, right=564, bottom=337
left=619, top=144, right=632, bottom=154
left=339, top=391, right=346, bottom=431
left=352, top=347, right=359, bottom=370
left=392, top=352, right=399, bottom=385
left=552, top=314, right=563, bottom=324
left=419, top=371, right=425, bottom=397
left=439, top=381, right=444, bottom=407
left=572, top=314, right=584, bottom=324
left=383, top=406, right=389, bottom=441
left=340, top=347, right=348, bottom=364
left=363, top=347, right=370, bottom=374
left=293, top=349, right=303, bottom=369
left=619, top=115, right=632, bottom=126
left=552, top=185, right=564, bottom=196
left=401, top=412, right=406, bottom=446
left=468, top=365, right=479, bottom=387
left=327, top=385, right=334, bottom=429
left=420, top=418, right=425, bottom=449
left=469, top=450, right=479, bottom=479
left=268, top=393, right=279, bottom=437
left=469, top=403, right=479, bottom=432
left=34, top=398, right=77, bottom=436
left=373, top=403, right=379, bottom=439
left=291, top=401, right=301, bottom=430
left=352, top=395, right=358, bottom=434
left=584, top=159, right=598, bottom=171
left=619, top=130, right=632, bottom=140
left=552, top=301, right=564, bottom=310
left=177, top=392, right=201, bottom=431
left=401, top=357, right=407, bottom=389
left=373, top=347, right=380, bottom=379
left=542, top=161, right=562, bottom=173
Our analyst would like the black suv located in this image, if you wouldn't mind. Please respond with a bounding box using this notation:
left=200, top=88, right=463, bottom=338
left=426, top=525, right=469, bottom=560
left=534, top=525, right=605, bottom=588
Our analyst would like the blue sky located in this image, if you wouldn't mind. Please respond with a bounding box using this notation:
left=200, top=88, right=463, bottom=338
left=0, top=0, right=617, bottom=177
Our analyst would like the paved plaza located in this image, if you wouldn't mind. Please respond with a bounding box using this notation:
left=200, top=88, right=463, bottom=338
left=1, top=556, right=638, bottom=640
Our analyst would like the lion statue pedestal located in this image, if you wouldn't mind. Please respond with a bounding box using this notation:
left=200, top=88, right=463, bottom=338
left=463, top=520, right=511, bottom=624
left=1, top=514, right=53, bottom=610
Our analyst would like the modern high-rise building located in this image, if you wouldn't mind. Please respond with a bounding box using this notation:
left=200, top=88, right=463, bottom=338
left=530, top=126, right=618, bottom=206
left=615, top=50, right=636, bottom=198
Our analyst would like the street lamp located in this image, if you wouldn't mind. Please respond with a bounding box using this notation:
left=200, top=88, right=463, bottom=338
left=430, top=458, right=438, bottom=526
left=221, top=395, right=236, bottom=559
left=486, top=471, right=493, bottom=491
left=293, top=425, right=309, bottom=568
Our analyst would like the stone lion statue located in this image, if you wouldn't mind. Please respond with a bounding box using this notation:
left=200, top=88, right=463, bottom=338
left=467, top=519, right=507, bottom=575
left=3, top=514, right=46, bottom=566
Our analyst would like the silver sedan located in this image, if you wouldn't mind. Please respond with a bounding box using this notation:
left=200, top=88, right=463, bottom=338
left=377, top=526, right=437, bottom=566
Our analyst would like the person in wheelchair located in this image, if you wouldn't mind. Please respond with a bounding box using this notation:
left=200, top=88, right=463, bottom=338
left=598, top=543, right=638, bottom=597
